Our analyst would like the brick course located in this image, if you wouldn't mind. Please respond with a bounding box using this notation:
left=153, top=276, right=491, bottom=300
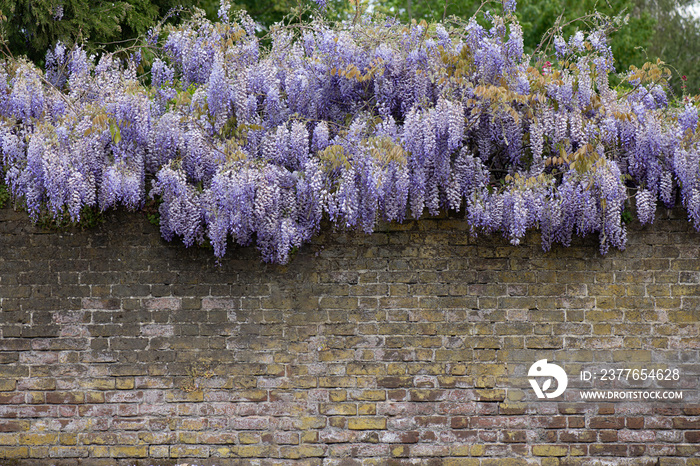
left=0, top=205, right=699, bottom=464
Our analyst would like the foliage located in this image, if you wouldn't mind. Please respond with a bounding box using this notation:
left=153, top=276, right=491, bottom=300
left=0, top=1, right=698, bottom=263
left=639, top=0, right=700, bottom=96
left=0, top=0, right=196, bottom=64
left=197, top=0, right=322, bottom=25
left=0, top=180, right=9, bottom=209
left=34, top=205, right=105, bottom=231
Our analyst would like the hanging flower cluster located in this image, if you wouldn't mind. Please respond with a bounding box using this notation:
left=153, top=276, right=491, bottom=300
left=0, top=4, right=698, bottom=263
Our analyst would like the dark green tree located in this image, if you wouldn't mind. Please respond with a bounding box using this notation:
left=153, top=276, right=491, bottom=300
left=198, top=0, right=303, bottom=25
left=1, top=0, right=196, bottom=63
left=636, top=0, right=700, bottom=95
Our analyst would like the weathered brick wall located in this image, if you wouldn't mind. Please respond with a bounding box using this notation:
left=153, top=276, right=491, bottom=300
left=0, top=205, right=699, bottom=465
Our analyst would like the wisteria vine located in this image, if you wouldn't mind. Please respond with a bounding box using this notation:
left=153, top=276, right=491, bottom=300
left=0, top=2, right=698, bottom=263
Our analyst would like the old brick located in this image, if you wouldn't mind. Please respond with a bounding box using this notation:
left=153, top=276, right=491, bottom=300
left=348, top=418, right=387, bottom=430
left=532, top=445, right=568, bottom=457
left=589, top=417, right=625, bottom=429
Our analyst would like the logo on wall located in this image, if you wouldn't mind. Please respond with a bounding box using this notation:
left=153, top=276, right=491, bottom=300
left=528, top=359, right=568, bottom=399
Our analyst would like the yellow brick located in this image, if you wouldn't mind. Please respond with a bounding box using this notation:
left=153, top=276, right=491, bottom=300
left=358, top=403, right=376, bottom=415
left=149, top=446, right=169, bottom=457
left=329, top=390, right=347, bottom=402
left=450, top=445, right=472, bottom=456
left=483, top=460, right=529, bottom=465
left=181, top=418, right=207, bottom=430
left=0, top=447, right=29, bottom=459
left=476, top=389, right=506, bottom=401
left=266, top=364, right=285, bottom=376
left=348, top=417, right=386, bottom=430
left=214, top=447, right=232, bottom=457
left=587, top=310, right=623, bottom=322
left=319, top=350, right=355, bottom=362
left=623, top=337, right=642, bottom=348
left=59, top=434, right=78, bottom=445
left=533, top=445, right=568, bottom=457
left=231, top=445, right=272, bottom=458
left=80, top=379, right=115, bottom=390
left=499, top=402, right=526, bottom=414
left=0, top=434, right=17, bottom=446
left=328, top=417, right=345, bottom=428
left=298, top=417, right=325, bottom=429
left=474, top=375, right=496, bottom=388
left=29, top=446, right=49, bottom=458
left=445, top=460, right=479, bottom=466
left=471, top=444, right=486, bottom=456
left=19, top=433, right=58, bottom=445
left=319, top=376, right=355, bottom=388
left=86, top=392, right=105, bottom=403
left=474, top=364, right=507, bottom=377
left=320, top=403, right=356, bottom=415
left=0, top=379, right=17, bottom=391
left=27, top=392, right=44, bottom=404
left=88, top=446, right=111, bottom=458
left=347, top=363, right=385, bottom=376
left=351, top=390, right=386, bottom=401
left=170, top=445, right=209, bottom=457
left=392, top=445, right=408, bottom=457
left=165, top=390, right=203, bottom=402
left=301, top=431, right=318, bottom=443
left=238, top=433, right=261, bottom=444
left=178, top=432, right=198, bottom=444
left=438, top=375, right=457, bottom=387
left=115, top=377, right=134, bottom=390
left=542, top=459, right=561, bottom=466
left=280, top=445, right=325, bottom=459
left=111, top=446, right=148, bottom=457
left=387, top=363, right=407, bottom=375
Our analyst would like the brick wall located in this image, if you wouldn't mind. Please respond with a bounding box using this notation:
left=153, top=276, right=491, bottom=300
left=0, top=205, right=699, bottom=465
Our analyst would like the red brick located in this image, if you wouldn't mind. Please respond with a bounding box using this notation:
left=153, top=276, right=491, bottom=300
left=589, top=417, right=625, bottom=429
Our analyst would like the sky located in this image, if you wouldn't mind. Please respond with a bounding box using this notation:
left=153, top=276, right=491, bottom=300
left=686, top=1, right=700, bottom=17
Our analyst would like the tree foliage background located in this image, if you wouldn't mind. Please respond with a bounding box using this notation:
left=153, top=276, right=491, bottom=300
left=1, top=0, right=698, bottom=91
left=0, top=0, right=197, bottom=63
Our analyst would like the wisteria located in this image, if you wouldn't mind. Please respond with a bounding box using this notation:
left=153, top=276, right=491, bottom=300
left=0, top=2, right=699, bottom=263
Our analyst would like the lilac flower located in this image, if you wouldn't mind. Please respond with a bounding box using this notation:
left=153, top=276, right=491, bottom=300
left=45, top=42, right=68, bottom=88
left=9, top=64, right=44, bottom=121
left=679, top=104, right=698, bottom=134
left=554, top=36, right=567, bottom=58
left=207, top=53, right=231, bottom=123
left=148, top=112, right=181, bottom=172
left=506, top=24, right=524, bottom=64
left=503, top=0, right=517, bottom=14
left=218, top=0, right=231, bottom=22
left=312, top=122, right=330, bottom=152
left=636, top=189, right=656, bottom=225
